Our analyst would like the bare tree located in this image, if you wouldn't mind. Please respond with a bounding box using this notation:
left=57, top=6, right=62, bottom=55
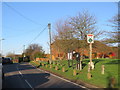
left=6, top=52, right=15, bottom=59
left=69, top=11, right=103, bottom=61
left=69, top=11, right=103, bottom=40
left=31, top=49, right=44, bottom=60
left=53, top=11, right=104, bottom=64
left=53, top=20, right=76, bottom=54
left=24, top=44, right=44, bottom=61
left=103, top=2, right=120, bottom=45
left=103, top=14, right=120, bottom=44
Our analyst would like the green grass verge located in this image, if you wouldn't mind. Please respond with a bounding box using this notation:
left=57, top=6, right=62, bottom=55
left=30, top=59, right=120, bottom=88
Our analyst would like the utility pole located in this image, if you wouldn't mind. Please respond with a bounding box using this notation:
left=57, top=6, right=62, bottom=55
left=48, top=23, right=52, bottom=64
left=23, top=45, right=25, bottom=61
left=23, top=45, right=25, bottom=51
left=13, top=51, right=15, bottom=59
left=23, top=45, right=25, bottom=56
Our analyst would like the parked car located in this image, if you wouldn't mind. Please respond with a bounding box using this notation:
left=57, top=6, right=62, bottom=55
left=2, top=57, right=13, bottom=64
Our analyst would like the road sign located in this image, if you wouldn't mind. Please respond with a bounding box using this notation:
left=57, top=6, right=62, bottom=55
left=87, top=34, right=94, bottom=43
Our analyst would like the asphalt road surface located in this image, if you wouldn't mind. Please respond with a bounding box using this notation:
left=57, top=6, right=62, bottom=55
left=2, top=62, right=88, bottom=89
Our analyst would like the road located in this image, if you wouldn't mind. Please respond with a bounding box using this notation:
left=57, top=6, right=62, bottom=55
left=0, top=63, right=2, bottom=90
left=2, top=62, right=88, bottom=89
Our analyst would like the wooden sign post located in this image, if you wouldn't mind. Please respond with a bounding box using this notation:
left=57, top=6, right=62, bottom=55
left=87, top=34, right=94, bottom=71
left=101, top=65, right=105, bottom=74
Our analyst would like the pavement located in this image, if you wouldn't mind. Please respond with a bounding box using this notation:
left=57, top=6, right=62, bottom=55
left=2, top=62, right=90, bottom=89
left=0, top=63, right=2, bottom=90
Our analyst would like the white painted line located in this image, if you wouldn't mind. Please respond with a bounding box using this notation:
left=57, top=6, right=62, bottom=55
left=19, top=71, right=22, bottom=74
left=16, top=64, right=33, bottom=88
left=37, top=68, right=89, bottom=89
left=25, top=79, right=33, bottom=88
left=16, top=66, right=23, bottom=77
left=18, top=71, right=23, bottom=76
left=51, top=73, right=87, bottom=89
left=29, top=63, right=89, bottom=89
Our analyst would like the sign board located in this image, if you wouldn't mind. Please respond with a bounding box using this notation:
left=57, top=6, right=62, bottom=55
left=87, top=34, right=94, bottom=43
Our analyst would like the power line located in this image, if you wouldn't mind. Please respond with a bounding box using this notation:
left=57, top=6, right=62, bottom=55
left=4, top=26, right=43, bottom=39
left=4, top=2, right=42, bottom=26
left=16, top=25, right=47, bottom=53
left=3, top=3, right=48, bottom=54
left=29, top=25, right=47, bottom=44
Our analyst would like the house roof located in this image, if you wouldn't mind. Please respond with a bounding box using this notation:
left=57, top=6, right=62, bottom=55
left=51, top=39, right=116, bottom=53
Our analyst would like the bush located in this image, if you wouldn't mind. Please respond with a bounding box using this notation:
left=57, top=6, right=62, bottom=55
left=23, top=56, right=30, bottom=62
left=18, top=56, right=30, bottom=63
left=18, top=57, right=23, bottom=63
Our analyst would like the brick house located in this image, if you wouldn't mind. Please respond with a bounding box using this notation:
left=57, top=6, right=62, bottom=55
left=51, top=40, right=118, bottom=60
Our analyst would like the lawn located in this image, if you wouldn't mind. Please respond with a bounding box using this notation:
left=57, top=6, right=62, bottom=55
left=30, top=58, right=120, bottom=88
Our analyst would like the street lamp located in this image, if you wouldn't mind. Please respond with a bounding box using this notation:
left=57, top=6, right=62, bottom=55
left=0, top=38, right=5, bottom=57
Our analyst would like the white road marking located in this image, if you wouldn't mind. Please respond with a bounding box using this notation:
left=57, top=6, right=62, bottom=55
left=37, top=68, right=89, bottom=89
left=16, top=64, right=33, bottom=88
left=16, top=66, right=23, bottom=77
left=29, top=63, right=90, bottom=90
left=19, top=71, right=22, bottom=75
left=25, top=79, right=33, bottom=88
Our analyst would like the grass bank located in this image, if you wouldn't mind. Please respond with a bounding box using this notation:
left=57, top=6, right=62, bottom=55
left=30, top=59, right=120, bottom=88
